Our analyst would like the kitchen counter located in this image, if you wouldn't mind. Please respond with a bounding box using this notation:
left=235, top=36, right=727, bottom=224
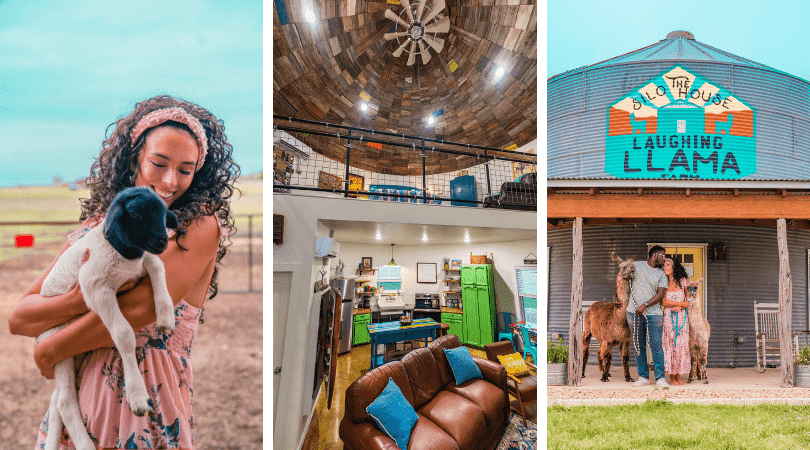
left=441, top=307, right=463, bottom=314
left=354, top=308, right=371, bottom=315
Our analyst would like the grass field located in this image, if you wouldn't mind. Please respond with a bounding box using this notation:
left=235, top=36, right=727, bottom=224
left=548, top=401, right=810, bottom=449
left=0, top=174, right=262, bottom=220
left=0, top=176, right=263, bottom=263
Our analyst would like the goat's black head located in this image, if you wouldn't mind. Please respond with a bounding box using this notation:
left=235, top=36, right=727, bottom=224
left=105, top=186, right=179, bottom=258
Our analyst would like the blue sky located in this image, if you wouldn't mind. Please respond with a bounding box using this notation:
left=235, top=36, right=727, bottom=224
left=548, top=0, right=810, bottom=81
left=0, top=0, right=261, bottom=188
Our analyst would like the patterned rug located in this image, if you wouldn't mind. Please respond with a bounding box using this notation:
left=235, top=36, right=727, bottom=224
left=495, top=413, right=537, bottom=449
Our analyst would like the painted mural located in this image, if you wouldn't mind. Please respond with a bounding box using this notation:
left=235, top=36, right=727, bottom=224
left=605, top=66, right=756, bottom=179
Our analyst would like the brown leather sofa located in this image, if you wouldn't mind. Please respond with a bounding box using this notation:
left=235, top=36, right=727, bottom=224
left=339, top=335, right=510, bottom=450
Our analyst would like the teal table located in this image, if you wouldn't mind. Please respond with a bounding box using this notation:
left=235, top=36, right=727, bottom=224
left=367, top=319, right=441, bottom=370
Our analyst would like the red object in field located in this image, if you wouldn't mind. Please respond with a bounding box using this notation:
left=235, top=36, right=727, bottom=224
left=15, top=234, right=34, bottom=247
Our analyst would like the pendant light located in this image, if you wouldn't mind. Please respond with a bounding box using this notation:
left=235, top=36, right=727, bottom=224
left=388, top=243, right=397, bottom=265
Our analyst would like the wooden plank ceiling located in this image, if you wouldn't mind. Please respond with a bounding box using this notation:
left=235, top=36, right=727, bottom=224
left=273, top=0, right=537, bottom=175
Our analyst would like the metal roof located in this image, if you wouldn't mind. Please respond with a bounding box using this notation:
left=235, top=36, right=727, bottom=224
left=550, top=30, right=794, bottom=82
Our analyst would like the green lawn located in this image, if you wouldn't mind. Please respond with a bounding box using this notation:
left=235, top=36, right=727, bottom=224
left=548, top=401, right=810, bottom=449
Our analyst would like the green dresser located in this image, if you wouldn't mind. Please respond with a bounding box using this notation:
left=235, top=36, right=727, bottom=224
left=460, top=264, right=496, bottom=348
left=440, top=312, right=463, bottom=339
left=353, top=313, right=371, bottom=345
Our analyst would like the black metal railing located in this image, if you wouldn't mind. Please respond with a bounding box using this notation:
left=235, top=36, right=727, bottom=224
left=273, top=116, right=537, bottom=209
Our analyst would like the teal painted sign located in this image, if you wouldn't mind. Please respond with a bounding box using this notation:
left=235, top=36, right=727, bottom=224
left=605, top=66, right=756, bottom=179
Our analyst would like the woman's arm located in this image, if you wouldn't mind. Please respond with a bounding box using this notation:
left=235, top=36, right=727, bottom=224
left=661, top=295, right=690, bottom=310
left=679, top=279, right=692, bottom=308
left=8, top=218, right=108, bottom=337
left=33, top=215, right=221, bottom=378
left=8, top=239, right=90, bottom=337
left=661, top=292, right=683, bottom=308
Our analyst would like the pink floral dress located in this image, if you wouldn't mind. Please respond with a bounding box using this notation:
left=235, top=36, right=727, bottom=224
left=662, top=289, right=691, bottom=375
left=34, top=217, right=211, bottom=449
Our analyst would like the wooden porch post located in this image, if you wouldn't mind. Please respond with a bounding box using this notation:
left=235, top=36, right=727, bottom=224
left=568, top=217, right=583, bottom=386
left=777, top=218, right=794, bottom=387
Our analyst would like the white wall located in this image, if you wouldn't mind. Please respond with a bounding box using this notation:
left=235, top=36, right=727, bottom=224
left=330, top=240, right=536, bottom=318
left=272, top=194, right=536, bottom=449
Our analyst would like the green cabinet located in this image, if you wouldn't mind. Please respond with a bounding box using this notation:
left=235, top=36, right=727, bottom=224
left=441, top=313, right=463, bottom=339
left=460, top=266, right=476, bottom=285
left=353, top=313, right=371, bottom=345
left=463, top=307, right=480, bottom=345
left=460, top=264, right=496, bottom=348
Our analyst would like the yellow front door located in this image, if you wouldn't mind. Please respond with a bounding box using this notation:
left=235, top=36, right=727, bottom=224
left=662, top=246, right=706, bottom=318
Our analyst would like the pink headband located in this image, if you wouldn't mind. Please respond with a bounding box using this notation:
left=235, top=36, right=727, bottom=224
left=130, top=107, right=208, bottom=171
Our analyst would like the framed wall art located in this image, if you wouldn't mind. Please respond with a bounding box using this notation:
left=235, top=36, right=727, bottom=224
left=417, top=262, right=437, bottom=283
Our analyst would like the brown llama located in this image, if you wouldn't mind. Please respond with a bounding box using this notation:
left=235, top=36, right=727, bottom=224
left=686, top=278, right=710, bottom=383
left=582, top=252, right=635, bottom=382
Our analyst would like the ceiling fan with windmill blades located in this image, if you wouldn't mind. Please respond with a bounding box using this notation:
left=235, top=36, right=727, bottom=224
left=383, top=0, right=449, bottom=66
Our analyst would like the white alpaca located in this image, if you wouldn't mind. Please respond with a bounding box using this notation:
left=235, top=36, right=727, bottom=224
left=686, top=278, right=711, bottom=384
left=37, top=187, right=177, bottom=450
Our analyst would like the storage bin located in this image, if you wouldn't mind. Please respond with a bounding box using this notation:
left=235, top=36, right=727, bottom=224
left=450, top=175, right=477, bottom=207
left=470, top=252, right=486, bottom=264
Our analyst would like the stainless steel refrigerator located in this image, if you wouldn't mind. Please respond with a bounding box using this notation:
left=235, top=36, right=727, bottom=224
left=330, top=278, right=356, bottom=354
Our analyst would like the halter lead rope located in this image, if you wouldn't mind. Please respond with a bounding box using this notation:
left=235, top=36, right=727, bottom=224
left=670, top=283, right=691, bottom=347
left=630, top=275, right=652, bottom=366
left=671, top=308, right=687, bottom=347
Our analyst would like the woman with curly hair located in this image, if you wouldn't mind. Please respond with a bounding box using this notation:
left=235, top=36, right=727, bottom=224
left=661, top=258, right=692, bottom=386
left=9, top=95, right=239, bottom=448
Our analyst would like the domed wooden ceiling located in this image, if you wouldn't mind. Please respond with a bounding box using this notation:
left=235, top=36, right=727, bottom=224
left=273, top=0, right=537, bottom=175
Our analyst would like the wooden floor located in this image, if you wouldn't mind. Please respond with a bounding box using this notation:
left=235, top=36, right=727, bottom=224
left=301, top=340, right=538, bottom=450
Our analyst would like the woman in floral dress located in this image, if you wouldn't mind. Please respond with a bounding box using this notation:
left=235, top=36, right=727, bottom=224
left=661, top=258, right=692, bottom=386
left=9, top=95, right=239, bottom=449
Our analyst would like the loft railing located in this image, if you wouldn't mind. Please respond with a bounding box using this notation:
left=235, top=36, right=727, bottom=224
left=273, top=116, right=537, bottom=209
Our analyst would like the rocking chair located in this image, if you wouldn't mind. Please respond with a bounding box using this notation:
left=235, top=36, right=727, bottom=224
left=754, top=301, right=799, bottom=372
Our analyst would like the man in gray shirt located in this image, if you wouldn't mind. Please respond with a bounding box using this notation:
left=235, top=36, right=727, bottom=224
left=626, top=245, right=669, bottom=387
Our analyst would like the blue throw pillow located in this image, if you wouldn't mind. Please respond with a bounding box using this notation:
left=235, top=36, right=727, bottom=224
left=443, top=346, right=483, bottom=385
left=366, top=378, right=418, bottom=449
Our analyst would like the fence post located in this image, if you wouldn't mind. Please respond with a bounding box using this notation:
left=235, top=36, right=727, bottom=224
left=421, top=139, right=427, bottom=204
left=345, top=128, right=352, bottom=198
left=568, top=216, right=584, bottom=386
left=484, top=149, right=492, bottom=196
left=248, top=215, right=253, bottom=293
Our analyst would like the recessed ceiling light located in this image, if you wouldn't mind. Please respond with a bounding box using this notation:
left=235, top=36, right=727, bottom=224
left=494, top=65, right=505, bottom=81
left=422, top=235, right=428, bottom=242
left=428, top=116, right=435, bottom=125
left=361, top=102, right=368, bottom=112
left=376, top=233, right=382, bottom=240
left=464, top=235, right=470, bottom=243
left=304, top=8, right=316, bottom=23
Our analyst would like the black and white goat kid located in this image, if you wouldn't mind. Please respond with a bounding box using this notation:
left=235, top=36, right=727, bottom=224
left=37, top=187, right=178, bottom=450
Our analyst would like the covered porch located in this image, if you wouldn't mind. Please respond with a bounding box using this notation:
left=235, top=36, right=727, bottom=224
left=547, top=180, right=810, bottom=388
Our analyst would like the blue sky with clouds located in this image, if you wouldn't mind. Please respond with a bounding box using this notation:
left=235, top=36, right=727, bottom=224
left=0, top=0, right=261, bottom=188
left=548, top=0, right=810, bottom=81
